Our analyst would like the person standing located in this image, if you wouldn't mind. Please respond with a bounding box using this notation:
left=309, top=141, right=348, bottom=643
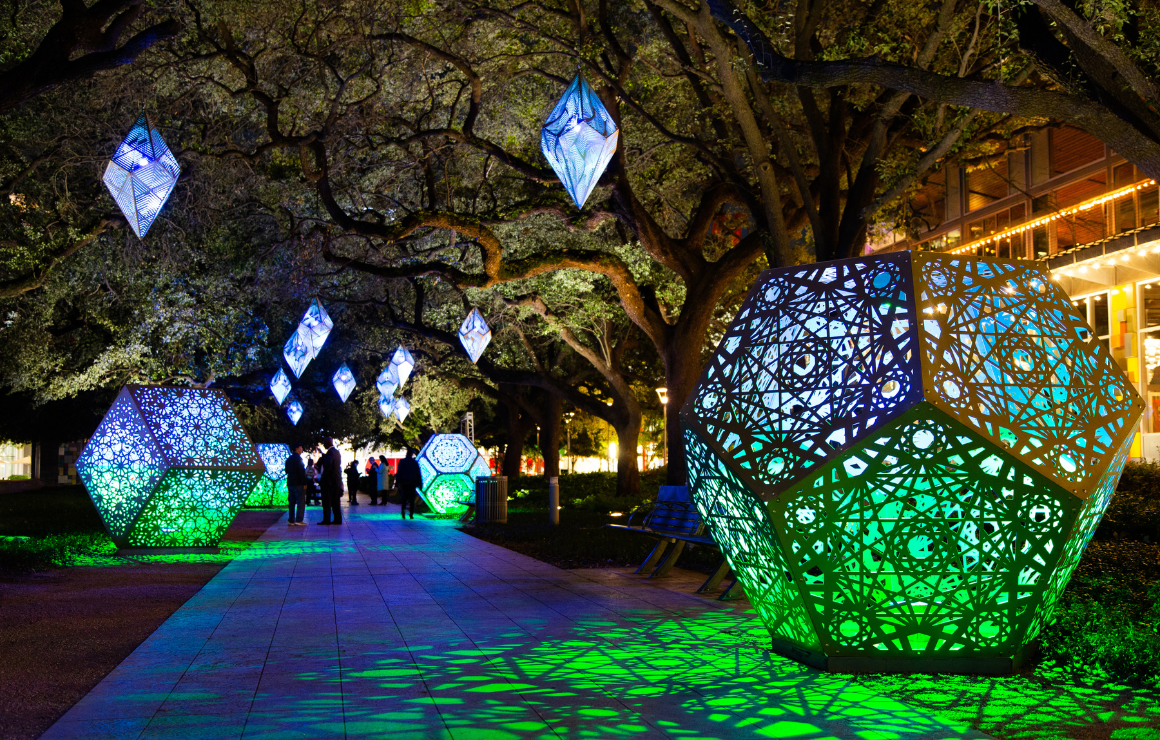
left=305, top=456, right=319, bottom=505
left=317, top=437, right=343, bottom=525
left=375, top=455, right=391, bottom=506
left=285, top=443, right=308, bottom=526
left=346, top=459, right=361, bottom=505
left=395, top=447, right=422, bottom=520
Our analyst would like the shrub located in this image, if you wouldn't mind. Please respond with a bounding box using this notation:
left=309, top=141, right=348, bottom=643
left=506, top=468, right=669, bottom=513
left=0, top=532, right=116, bottom=571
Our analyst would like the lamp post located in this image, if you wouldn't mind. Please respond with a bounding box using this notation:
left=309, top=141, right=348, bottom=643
left=564, top=412, right=575, bottom=474
left=656, top=387, right=669, bottom=468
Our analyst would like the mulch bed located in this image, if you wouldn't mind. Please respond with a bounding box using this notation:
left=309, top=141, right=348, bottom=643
left=0, top=508, right=283, bottom=740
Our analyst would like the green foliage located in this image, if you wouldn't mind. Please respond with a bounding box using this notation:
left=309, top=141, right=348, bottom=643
left=507, top=468, right=669, bottom=512
left=0, top=531, right=116, bottom=571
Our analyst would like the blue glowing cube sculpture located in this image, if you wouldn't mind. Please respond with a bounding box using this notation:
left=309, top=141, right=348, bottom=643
left=332, top=363, right=356, bottom=402
left=376, top=365, right=399, bottom=397
left=393, top=397, right=411, bottom=423
left=286, top=399, right=304, bottom=426
left=458, top=308, right=492, bottom=363
left=390, top=347, right=415, bottom=386
left=417, top=433, right=491, bottom=513
left=681, top=254, right=1143, bottom=674
left=270, top=368, right=292, bottom=405
left=76, top=385, right=264, bottom=548
left=283, top=329, right=312, bottom=379
left=102, top=113, right=181, bottom=238
left=541, top=72, right=618, bottom=209
left=245, top=444, right=293, bottom=507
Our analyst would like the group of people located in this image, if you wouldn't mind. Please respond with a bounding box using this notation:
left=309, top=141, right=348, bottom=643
left=283, top=439, right=424, bottom=525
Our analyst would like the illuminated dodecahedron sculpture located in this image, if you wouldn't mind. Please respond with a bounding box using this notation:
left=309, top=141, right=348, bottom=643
left=298, top=299, right=333, bottom=359
left=376, top=365, right=399, bottom=397
left=332, top=363, right=356, bottom=402
left=102, top=112, right=181, bottom=238
left=286, top=399, right=303, bottom=426
left=270, top=368, right=292, bottom=405
left=283, top=329, right=312, bottom=379
left=541, top=72, right=619, bottom=209
left=393, top=397, right=411, bottom=423
left=245, top=444, right=293, bottom=507
left=458, top=308, right=492, bottom=363
left=417, top=433, right=491, bottom=514
left=76, top=385, right=265, bottom=548
left=390, top=347, right=415, bottom=386
left=681, top=254, right=1143, bottom=673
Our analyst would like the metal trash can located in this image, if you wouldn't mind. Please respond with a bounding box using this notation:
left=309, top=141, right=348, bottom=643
left=475, top=476, right=508, bottom=524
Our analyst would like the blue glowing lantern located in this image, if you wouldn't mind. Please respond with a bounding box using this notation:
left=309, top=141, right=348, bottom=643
left=298, top=300, right=333, bottom=359
left=286, top=399, right=303, bottom=426
left=390, top=347, right=415, bottom=387
left=378, top=394, right=395, bottom=420
left=283, top=329, right=312, bottom=379
left=332, top=363, right=356, bottom=402
left=540, top=72, right=618, bottom=209
left=269, top=368, right=292, bottom=405
left=376, top=365, right=399, bottom=397
left=458, top=308, right=491, bottom=363
left=102, top=113, right=181, bottom=238
left=392, top=397, right=411, bottom=423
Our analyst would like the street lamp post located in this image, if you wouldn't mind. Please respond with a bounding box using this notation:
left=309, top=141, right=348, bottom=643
left=656, top=387, right=669, bottom=468
left=564, top=412, right=575, bottom=473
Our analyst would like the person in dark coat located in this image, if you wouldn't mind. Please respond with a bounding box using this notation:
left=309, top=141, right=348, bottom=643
left=395, top=447, right=422, bottom=520
left=284, top=443, right=308, bottom=525
left=317, top=437, right=343, bottom=525
left=345, top=459, right=361, bottom=505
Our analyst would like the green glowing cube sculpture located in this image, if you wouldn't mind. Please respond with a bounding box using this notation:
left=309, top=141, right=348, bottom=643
left=245, top=444, right=293, bottom=507
left=76, top=385, right=265, bottom=548
left=681, top=254, right=1143, bottom=673
left=417, top=433, right=491, bottom=513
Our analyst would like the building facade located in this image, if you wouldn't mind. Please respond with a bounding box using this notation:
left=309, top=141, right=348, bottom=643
left=881, top=125, right=1160, bottom=458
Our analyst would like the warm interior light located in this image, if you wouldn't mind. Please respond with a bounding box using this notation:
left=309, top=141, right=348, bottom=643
left=609, top=511, right=623, bottom=517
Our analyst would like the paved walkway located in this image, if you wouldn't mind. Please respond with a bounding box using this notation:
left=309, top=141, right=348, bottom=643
left=42, top=507, right=990, bottom=740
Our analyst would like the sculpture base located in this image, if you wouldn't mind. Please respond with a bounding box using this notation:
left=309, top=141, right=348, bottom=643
left=768, top=636, right=1035, bottom=675
left=117, top=547, right=220, bottom=555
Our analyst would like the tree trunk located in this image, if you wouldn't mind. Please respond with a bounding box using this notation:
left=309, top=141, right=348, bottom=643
left=614, top=420, right=641, bottom=498
left=661, top=332, right=708, bottom=487
left=542, top=393, right=562, bottom=478
left=501, top=397, right=533, bottom=479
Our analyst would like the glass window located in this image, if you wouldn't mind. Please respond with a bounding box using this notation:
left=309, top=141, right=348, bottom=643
left=1033, top=226, right=1050, bottom=259
left=1144, top=283, right=1160, bottom=329
left=1051, top=127, right=1106, bottom=175
left=966, top=161, right=1009, bottom=212
left=1142, top=186, right=1159, bottom=226
left=1092, top=294, right=1110, bottom=337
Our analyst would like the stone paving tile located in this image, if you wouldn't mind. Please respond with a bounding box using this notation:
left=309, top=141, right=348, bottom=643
left=43, top=506, right=992, bottom=740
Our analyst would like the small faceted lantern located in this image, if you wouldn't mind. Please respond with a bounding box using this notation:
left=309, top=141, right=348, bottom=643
left=298, top=299, right=333, bottom=359
left=332, top=363, right=356, bottom=402
left=286, top=399, right=304, bottom=426
left=682, top=254, right=1143, bottom=673
left=283, top=329, right=312, bottom=379
left=458, top=308, right=492, bottom=363
left=102, top=112, right=181, bottom=238
left=417, top=433, right=491, bottom=513
left=392, top=397, right=411, bottom=423
left=76, top=385, right=264, bottom=548
left=541, top=72, right=618, bottom=209
left=376, top=365, right=399, bottom=397
left=245, top=444, right=293, bottom=507
left=270, top=369, right=292, bottom=405
left=390, top=347, right=415, bottom=386
left=378, top=394, right=395, bottom=420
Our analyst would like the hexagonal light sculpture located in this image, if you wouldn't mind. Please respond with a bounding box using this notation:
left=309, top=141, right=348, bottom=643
left=76, top=385, right=265, bottom=548
left=417, top=433, right=491, bottom=513
left=681, top=254, right=1142, bottom=674
left=245, top=444, right=293, bottom=507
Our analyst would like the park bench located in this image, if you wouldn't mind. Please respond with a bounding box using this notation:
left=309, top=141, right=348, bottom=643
left=607, top=485, right=742, bottom=600
left=456, top=500, right=476, bottom=523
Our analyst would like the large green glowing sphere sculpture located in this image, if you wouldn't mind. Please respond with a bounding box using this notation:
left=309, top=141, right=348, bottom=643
left=76, top=385, right=265, bottom=548
left=681, top=254, right=1143, bottom=673
left=417, top=433, right=491, bottom=513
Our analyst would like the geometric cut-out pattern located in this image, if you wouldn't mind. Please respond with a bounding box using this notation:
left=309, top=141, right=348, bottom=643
left=682, top=254, right=1143, bottom=671
left=101, top=112, right=180, bottom=239
left=245, top=444, right=293, bottom=507
left=76, top=385, right=264, bottom=548
left=417, top=433, right=491, bottom=514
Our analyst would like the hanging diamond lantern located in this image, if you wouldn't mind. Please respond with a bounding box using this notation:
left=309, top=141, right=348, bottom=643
left=378, top=394, right=395, bottom=420
left=286, top=400, right=304, bottom=426
left=458, top=308, right=492, bottom=363
left=392, top=397, right=411, bottom=423
left=283, top=329, right=313, bottom=379
left=298, top=300, right=333, bottom=359
left=332, top=363, right=356, bottom=402
left=102, top=112, right=181, bottom=238
left=389, top=347, right=415, bottom=387
left=270, top=368, right=292, bottom=405
left=376, top=365, right=399, bottom=397
left=540, top=72, right=619, bottom=210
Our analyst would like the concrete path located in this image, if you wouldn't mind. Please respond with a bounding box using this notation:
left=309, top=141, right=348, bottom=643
left=42, top=507, right=990, bottom=740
